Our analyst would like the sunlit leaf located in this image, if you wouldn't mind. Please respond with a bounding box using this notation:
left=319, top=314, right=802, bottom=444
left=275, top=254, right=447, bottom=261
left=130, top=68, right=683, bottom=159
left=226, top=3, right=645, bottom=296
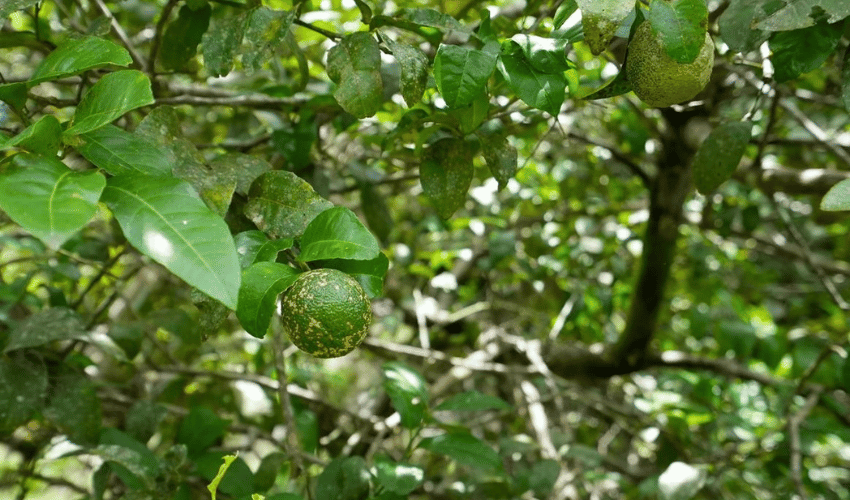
left=0, top=115, right=61, bottom=155
left=577, top=0, right=634, bottom=54
left=434, top=44, right=496, bottom=109
left=497, top=47, right=566, bottom=115
left=647, top=0, right=709, bottom=63
left=383, top=361, right=428, bottom=429
left=419, top=432, right=501, bottom=471
left=78, top=124, right=173, bottom=176
left=299, top=206, right=381, bottom=262
left=30, top=36, right=132, bottom=86
left=374, top=459, right=424, bottom=495
left=65, top=70, right=155, bottom=136
left=821, top=178, right=850, bottom=211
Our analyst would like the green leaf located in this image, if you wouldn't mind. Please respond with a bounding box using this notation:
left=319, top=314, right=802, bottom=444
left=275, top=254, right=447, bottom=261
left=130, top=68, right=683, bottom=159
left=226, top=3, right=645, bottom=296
left=299, top=206, right=381, bottom=262
left=0, top=115, right=61, bottom=155
left=101, top=174, right=241, bottom=309
left=44, top=370, right=102, bottom=445
left=314, top=252, right=389, bottom=298
left=755, top=0, right=850, bottom=31
left=419, top=432, right=501, bottom=471
left=202, top=11, right=248, bottom=77
left=481, top=134, right=518, bottom=189
left=0, top=354, right=47, bottom=432
left=327, top=32, right=384, bottom=118
left=0, top=153, right=106, bottom=249
left=530, top=459, right=561, bottom=496
left=718, top=0, right=776, bottom=53
left=435, top=390, right=511, bottom=412
left=236, top=262, right=299, bottom=338
left=78, top=124, right=174, bottom=176
left=821, top=178, right=850, bottom=211
left=374, top=459, right=424, bottom=495
left=271, top=115, right=317, bottom=172
left=380, top=33, right=429, bottom=107
left=65, top=70, right=155, bottom=136
left=383, top=361, right=428, bottom=429
left=254, top=452, right=288, bottom=493
left=234, top=230, right=293, bottom=268
left=497, top=48, right=566, bottom=116
left=0, top=82, right=28, bottom=111
left=160, top=4, right=211, bottom=71
left=769, top=22, right=843, bottom=83
left=692, top=122, right=752, bottom=194
left=4, top=307, right=87, bottom=352
left=242, top=7, right=296, bottom=72
left=577, top=0, right=634, bottom=55
left=452, top=93, right=490, bottom=134
left=177, top=406, right=230, bottom=457
left=245, top=170, right=334, bottom=239
left=582, top=66, right=633, bottom=100
left=29, top=36, right=132, bottom=86
left=0, top=0, right=40, bottom=17
left=359, top=184, right=393, bottom=245
left=508, top=35, right=573, bottom=74
left=647, top=0, right=709, bottom=63
left=99, top=428, right=162, bottom=485
left=842, top=46, right=850, bottom=111
left=387, top=8, right=468, bottom=33
left=125, top=400, right=167, bottom=444
left=209, top=153, right=272, bottom=196
left=434, top=44, right=496, bottom=109
left=420, top=137, right=475, bottom=219
left=197, top=452, right=254, bottom=499
left=315, top=456, right=371, bottom=500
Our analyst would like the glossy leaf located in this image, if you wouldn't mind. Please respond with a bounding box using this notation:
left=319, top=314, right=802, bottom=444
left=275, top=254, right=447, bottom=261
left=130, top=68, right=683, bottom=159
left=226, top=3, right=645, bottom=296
left=0, top=114, right=61, bottom=155
left=577, top=0, right=634, bottom=54
left=0, top=354, right=47, bottom=432
left=236, top=262, right=299, bottom=338
left=202, top=12, right=248, bottom=77
left=234, top=230, right=293, bottom=268
left=647, top=0, right=709, bottom=63
left=508, top=35, right=572, bottom=74
left=327, top=32, right=384, bottom=118
left=381, top=34, right=429, bottom=107
left=420, top=138, right=475, bottom=219
left=769, top=22, right=843, bottom=83
left=482, top=134, right=518, bottom=189
left=497, top=48, right=566, bottom=116
left=299, top=206, right=381, bottom=262
left=4, top=307, right=87, bottom=352
left=78, top=124, right=173, bottom=176
left=383, top=361, right=428, bottom=429
left=435, top=390, right=511, bottom=412
left=65, top=70, right=155, bottom=136
left=395, top=8, right=467, bottom=32
left=245, top=170, right=333, bottom=239
left=44, top=371, right=102, bottom=445
left=692, top=122, right=752, bottom=194
left=755, top=0, right=850, bottom=31
left=314, top=252, right=389, bottom=298
left=160, top=4, right=211, bottom=71
left=821, top=178, right=850, bottom=211
left=374, top=459, right=424, bottom=495
left=419, top=432, right=501, bottom=471
left=0, top=153, right=105, bottom=249
left=30, top=36, right=131, bottom=86
left=434, top=44, right=496, bottom=109
left=101, top=174, right=241, bottom=309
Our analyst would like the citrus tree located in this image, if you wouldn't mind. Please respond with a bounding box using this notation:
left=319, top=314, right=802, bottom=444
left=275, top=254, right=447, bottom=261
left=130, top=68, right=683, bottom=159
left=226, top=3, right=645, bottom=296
left=1, top=0, right=849, bottom=499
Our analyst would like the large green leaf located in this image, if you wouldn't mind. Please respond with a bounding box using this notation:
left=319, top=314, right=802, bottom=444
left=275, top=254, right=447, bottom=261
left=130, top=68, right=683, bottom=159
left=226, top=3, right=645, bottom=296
left=245, top=170, right=333, bottom=239
left=577, top=0, right=634, bottom=55
left=647, top=0, right=709, bottom=63
left=383, top=361, right=428, bottom=429
left=380, top=33, right=429, bottom=107
left=327, top=32, right=384, bottom=118
left=236, top=262, right=299, bottom=338
left=201, top=11, right=248, bottom=77
left=769, top=22, right=843, bottom=83
left=196, top=452, right=254, bottom=498
left=299, top=206, right=381, bottom=262
left=419, top=138, right=475, bottom=219
left=508, top=35, right=573, bottom=74
left=4, top=307, right=87, bottom=352
left=755, top=0, right=850, bottom=31
left=718, top=0, right=775, bottom=53
left=692, top=122, right=752, bottom=194
left=419, top=432, right=501, bottom=471
left=314, top=252, right=389, bottom=298
left=497, top=47, right=566, bottom=116
left=242, top=7, right=296, bottom=72
left=101, top=174, right=241, bottom=309
left=434, top=44, right=497, bottom=109
left=65, top=70, right=155, bottom=136
left=0, top=153, right=105, bottom=249
left=160, top=4, right=211, bottom=71
left=29, top=36, right=132, bottom=86
left=0, top=354, right=47, bottom=433
left=821, top=178, right=850, bottom=211
left=44, top=370, right=102, bottom=445
left=78, top=124, right=173, bottom=176
left=374, top=459, right=424, bottom=495
left=0, top=114, right=62, bottom=155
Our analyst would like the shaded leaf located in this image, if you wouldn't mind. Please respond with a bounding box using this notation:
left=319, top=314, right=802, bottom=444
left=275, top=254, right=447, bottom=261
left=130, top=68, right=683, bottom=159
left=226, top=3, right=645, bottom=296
left=497, top=48, right=565, bottom=116
left=242, top=7, right=296, bottom=72
left=374, top=459, right=424, bottom=495
left=647, top=0, right=709, bottom=63
left=821, top=178, right=850, bottom=211
left=299, top=206, right=381, bottom=262
left=577, top=0, right=634, bottom=54
left=359, top=183, right=393, bottom=245
left=843, top=45, right=850, bottom=111
left=316, top=456, right=371, bottom=500
left=65, top=70, right=155, bottom=136
left=202, top=11, right=248, bottom=77
left=0, top=354, right=47, bottom=432
left=236, top=262, right=299, bottom=338
left=381, top=34, right=429, bottom=107
left=420, top=138, right=475, bottom=219
left=44, top=371, right=102, bottom=445
left=769, top=22, right=843, bottom=83
left=508, top=35, right=573, bottom=74
left=177, top=407, right=230, bottom=457
left=482, top=134, right=518, bottom=189
left=383, top=361, right=428, bottom=429
left=435, top=390, right=511, bottom=412
left=0, top=115, right=61, bottom=155
left=234, top=230, right=293, bottom=268
left=4, top=307, right=87, bottom=352
left=315, top=252, right=389, bottom=298
left=434, top=44, right=496, bottom=109
left=692, top=122, right=752, bottom=194
left=0, top=153, right=105, bottom=249
left=160, top=4, right=212, bottom=71
left=0, top=82, right=27, bottom=111
left=755, top=0, right=850, bottom=31
left=327, top=32, right=384, bottom=118
left=272, top=115, right=317, bottom=171
left=197, top=452, right=254, bottom=498
left=125, top=400, right=167, bottom=444
left=101, top=174, right=241, bottom=309
left=718, top=0, right=776, bottom=53
left=30, top=36, right=132, bottom=86
left=419, top=432, right=501, bottom=471
left=582, top=66, right=633, bottom=100
left=245, top=170, right=333, bottom=239
left=78, top=124, right=173, bottom=176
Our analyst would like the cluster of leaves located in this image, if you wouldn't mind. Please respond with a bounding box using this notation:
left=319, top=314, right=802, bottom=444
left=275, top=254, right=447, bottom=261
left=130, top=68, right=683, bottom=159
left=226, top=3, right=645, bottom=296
left=0, top=0, right=849, bottom=499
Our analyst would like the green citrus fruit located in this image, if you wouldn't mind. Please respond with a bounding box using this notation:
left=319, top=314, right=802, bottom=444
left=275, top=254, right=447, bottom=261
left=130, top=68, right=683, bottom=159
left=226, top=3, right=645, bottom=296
left=626, top=22, right=714, bottom=108
left=281, top=268, right=372, bottom=358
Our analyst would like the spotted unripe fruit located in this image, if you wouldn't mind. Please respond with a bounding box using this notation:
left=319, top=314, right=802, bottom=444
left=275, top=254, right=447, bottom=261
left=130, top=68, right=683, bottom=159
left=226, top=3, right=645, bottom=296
left=281, top=268, right=372, bottom=358
left=626, top=22, right=714, bottom=108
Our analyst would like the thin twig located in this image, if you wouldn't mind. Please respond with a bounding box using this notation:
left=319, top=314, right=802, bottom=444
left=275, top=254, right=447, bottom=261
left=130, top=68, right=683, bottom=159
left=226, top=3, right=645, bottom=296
left=148, top=0, right=181, bottom=75
left=787, top=387, right=823, bottom=500
left=91, top=0, right=146, bottom=68
left=272, top=330, right=310, bottom=498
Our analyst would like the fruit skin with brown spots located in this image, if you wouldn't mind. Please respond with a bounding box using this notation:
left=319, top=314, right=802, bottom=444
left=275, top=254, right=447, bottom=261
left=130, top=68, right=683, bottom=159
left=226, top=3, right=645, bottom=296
left=626, top=21, right=714, bottom=108
left=281, top=268, right=372, bottom=358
